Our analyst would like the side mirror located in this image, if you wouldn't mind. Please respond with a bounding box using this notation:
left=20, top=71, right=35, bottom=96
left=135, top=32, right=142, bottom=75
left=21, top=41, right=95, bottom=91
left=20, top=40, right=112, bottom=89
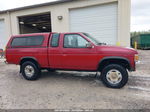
left=86, top=42, right=93, bottom=48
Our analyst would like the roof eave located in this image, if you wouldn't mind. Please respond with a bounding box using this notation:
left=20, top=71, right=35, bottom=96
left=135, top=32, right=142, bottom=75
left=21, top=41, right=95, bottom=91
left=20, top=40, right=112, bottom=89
left=0, top=0, right=76, bottom=14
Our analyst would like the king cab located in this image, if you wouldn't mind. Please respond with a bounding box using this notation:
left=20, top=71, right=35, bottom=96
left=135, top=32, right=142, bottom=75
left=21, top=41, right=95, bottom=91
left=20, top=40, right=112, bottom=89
left=5, top=32, right=138, bottom=88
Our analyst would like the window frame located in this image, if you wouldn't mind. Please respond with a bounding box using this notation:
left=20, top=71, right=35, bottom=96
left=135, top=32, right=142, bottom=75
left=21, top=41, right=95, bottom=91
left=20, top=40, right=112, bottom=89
left=63, top=34, right=89, bottom=48
left=50, top=33, right=60, bottom=47
left=11, top=35, right=44, bottom=47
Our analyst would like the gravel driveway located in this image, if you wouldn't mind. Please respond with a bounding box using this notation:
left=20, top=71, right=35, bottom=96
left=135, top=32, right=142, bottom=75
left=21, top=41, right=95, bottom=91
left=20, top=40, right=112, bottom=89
left=0, top=50, right=150, bottom=109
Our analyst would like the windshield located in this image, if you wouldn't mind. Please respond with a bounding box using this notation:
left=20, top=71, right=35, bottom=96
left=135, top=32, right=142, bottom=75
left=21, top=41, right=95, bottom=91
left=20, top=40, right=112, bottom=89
left=82, top=33, right=100, bottom=45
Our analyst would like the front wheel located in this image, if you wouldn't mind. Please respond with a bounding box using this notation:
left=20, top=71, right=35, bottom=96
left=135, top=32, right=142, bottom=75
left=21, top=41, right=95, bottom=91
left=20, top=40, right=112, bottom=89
left=101, top=64, right=128, bottom=88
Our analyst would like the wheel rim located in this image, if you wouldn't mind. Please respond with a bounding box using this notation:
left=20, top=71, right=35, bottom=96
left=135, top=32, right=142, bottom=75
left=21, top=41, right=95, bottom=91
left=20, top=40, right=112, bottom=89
left=106, top=69, right=122, bottom=85
left=24, top=65, right=35, bottom=77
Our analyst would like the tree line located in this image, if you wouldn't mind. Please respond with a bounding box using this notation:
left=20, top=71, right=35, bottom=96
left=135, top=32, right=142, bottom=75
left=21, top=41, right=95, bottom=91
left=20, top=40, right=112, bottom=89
left=131, top=30, right=150, bottom=37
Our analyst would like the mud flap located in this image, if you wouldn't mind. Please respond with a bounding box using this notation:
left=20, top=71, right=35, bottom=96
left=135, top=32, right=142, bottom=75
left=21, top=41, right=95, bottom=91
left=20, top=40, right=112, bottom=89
left=20, top=66, right=22, bottom=73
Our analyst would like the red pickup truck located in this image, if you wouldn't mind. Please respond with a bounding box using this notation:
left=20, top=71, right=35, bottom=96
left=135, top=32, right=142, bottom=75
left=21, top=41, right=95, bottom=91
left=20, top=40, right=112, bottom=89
left=5, top=32, right=138, bottom=88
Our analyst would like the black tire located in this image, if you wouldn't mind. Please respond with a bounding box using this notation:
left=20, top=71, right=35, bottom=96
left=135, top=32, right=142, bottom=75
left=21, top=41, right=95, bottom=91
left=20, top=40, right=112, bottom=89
left=21, top=61, right=41, bottom=81
left=101, top=64, right=128, bottom=89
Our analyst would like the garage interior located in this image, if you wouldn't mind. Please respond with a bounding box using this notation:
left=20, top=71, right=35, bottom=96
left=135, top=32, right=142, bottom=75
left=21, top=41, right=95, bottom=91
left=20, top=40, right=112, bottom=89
left=18, top=12, right=51, bottom=34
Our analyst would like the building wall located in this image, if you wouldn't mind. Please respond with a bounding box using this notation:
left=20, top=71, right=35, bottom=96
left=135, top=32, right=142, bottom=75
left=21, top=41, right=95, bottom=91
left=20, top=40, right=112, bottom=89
left=0, top=0, right=131, bottom=47
left=118, top=0, right=131, bottom=47
left=0, top=13, right=12, bottom=44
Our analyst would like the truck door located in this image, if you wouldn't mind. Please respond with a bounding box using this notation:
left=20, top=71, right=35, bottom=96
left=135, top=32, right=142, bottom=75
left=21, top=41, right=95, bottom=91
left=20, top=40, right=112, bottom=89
left=61, top=33, right=97, bottom=70
left=48, top=33, right=62, bottom=68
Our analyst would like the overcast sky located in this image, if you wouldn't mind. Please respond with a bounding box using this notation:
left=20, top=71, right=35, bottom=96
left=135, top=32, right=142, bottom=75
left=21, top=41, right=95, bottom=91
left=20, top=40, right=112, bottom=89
left=0, top=0, right=149, bottom=32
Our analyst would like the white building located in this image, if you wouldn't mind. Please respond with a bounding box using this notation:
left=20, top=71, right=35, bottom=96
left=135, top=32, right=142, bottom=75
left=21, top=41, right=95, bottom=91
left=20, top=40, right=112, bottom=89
left=0, top=0, right=131, bottom=49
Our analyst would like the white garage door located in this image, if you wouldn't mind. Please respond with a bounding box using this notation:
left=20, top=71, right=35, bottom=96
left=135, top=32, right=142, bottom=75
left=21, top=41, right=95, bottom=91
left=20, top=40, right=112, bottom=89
left=0, top=20, right=6, bottom=49
left=69, top=3, right=118, bottom=45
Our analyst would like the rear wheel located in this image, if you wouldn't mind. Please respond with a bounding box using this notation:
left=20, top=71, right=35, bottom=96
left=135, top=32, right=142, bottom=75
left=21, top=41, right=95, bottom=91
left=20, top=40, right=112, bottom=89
left=101, top=64, right=128, bottom=88
left=21, top=61, right=41, bottom=80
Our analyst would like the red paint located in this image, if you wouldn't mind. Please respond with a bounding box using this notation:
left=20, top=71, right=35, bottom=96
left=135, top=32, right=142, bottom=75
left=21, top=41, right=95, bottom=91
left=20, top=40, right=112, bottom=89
left=5, top=32, right=138, bottom=71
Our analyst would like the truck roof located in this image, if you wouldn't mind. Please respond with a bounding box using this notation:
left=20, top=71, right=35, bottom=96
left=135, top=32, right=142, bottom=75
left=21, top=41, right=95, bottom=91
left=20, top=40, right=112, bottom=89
left=11, top=32, right=54, bottom=37
left=11, top=32, right=85, bottom=37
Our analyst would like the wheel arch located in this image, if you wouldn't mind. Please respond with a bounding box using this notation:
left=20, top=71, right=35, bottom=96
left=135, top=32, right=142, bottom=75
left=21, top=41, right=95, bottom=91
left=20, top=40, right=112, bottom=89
left=98, top=56, right=131, bottom=72
left=19, top=57, right=40, bottom=72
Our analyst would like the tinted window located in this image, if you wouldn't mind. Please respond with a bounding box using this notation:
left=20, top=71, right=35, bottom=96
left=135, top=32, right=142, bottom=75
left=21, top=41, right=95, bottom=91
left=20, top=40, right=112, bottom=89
left=11, top=36, right=44, bottom=47
left=11, top=37, right=26, bottom=46
left=64, top=34, right=88, bottom=48
left=51, top=33, right=60, bottom=47
left=26, top=36, right=44, bottom=46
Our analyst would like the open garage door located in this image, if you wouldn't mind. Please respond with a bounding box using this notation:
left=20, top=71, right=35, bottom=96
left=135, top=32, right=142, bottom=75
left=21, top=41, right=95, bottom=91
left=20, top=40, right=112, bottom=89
left=69, top=3, right=118, bottom=45
left=0, top=19, right=6, bottom=49
left=19, top=12, right=51, bottom=34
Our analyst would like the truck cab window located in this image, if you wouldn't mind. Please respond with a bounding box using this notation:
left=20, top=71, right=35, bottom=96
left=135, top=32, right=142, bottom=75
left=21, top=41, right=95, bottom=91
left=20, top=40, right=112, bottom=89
left=51, top=33, right=60, bottom=47
left=64, top=34, right=88, bottom=48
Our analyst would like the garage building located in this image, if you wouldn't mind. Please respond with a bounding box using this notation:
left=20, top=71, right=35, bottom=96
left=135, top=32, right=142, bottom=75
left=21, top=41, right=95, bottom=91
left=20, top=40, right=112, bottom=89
left=0, top=0, right=131, bottom=49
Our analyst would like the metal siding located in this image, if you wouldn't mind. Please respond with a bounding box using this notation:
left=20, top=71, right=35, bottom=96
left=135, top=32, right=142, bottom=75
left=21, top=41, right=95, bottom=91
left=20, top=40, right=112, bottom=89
left=69, top=3, right=118, bottom=45
left=0, top=20, right=6, bottom=49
